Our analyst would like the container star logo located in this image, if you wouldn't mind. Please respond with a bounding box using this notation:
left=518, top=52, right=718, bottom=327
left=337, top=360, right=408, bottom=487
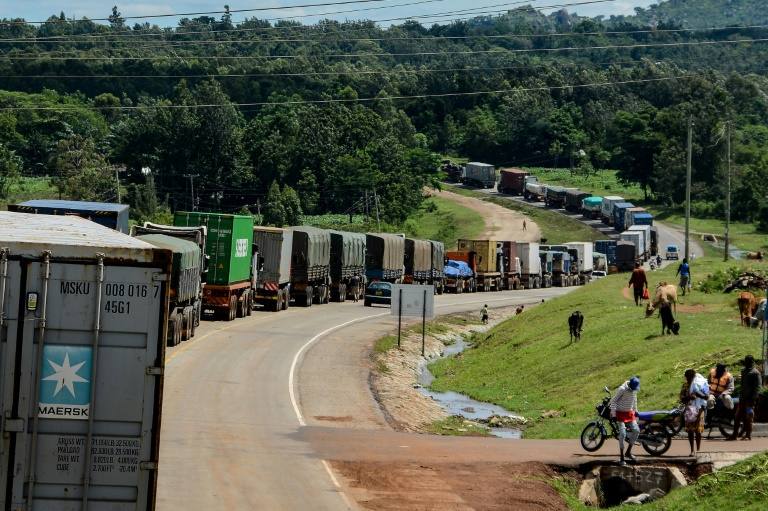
left=42, top=353, right=89, bottom=398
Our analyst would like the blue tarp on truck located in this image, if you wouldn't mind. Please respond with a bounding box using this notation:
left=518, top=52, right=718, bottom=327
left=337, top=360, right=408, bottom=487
left=8, top=199, right=130, bottom=233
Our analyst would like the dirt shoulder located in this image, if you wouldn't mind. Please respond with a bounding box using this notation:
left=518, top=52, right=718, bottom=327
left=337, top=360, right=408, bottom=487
left=435, top=189, right=541, bottom=242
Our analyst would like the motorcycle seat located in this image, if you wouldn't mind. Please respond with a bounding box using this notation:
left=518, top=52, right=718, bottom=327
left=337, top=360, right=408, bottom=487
left=637, top=410, right=676, bottom=421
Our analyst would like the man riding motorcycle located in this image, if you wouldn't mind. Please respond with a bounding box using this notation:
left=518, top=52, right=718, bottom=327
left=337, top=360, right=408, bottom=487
left=708, top=362, right=735, bottom=411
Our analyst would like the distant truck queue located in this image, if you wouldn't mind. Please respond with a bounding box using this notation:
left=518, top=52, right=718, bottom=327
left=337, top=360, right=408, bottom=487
left=450, top=161, right=659, bottom=272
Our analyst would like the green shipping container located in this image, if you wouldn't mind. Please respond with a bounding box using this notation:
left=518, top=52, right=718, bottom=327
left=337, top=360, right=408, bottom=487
left=174, top=212, right=253, bottom=286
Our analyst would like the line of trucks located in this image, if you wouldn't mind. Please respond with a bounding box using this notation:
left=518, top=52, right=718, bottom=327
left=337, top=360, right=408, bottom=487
left=450, top=164, right=658, bottom=273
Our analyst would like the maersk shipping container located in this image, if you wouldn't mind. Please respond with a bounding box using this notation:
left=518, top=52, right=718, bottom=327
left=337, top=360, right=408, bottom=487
left=174, top=212, right=254, bottom=286
left=0, top=212, right=170, bottom=510
left=366, top=233, right=405, bottom=281
left=253, top=226, right=293, bottom=286
left=9, top=199, right=130, bottom=233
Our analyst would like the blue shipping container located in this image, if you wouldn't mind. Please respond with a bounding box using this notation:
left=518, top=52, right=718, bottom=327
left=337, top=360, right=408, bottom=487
left=613, top=202, right=635, bottom=232
left=632, top=212, right=654, bottom=226
left=595, top=240, right=617, bottom=266
left=8, top=199, right=130, bottom=233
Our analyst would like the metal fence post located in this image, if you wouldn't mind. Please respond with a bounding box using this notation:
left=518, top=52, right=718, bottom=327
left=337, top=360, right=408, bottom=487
left=397, top=288, right=402, bottom=349
left=421, top=288, right=427, bottom=357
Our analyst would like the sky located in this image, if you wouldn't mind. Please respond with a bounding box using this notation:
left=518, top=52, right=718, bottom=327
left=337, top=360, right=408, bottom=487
left=0, top=1, right=661, bottom=26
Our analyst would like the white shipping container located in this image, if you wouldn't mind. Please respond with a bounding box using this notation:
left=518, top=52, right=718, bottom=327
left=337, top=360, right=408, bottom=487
left=464, top=162, right=497, bottom=187
left=601, top=196, right=625, bottom=220
left=515, top=242, right=541, bottom=276
left=628, top=225, right=651, bottom=256
left=619, top=231, right=642, bottom=258
left=565, top=242, right=594, bottom=272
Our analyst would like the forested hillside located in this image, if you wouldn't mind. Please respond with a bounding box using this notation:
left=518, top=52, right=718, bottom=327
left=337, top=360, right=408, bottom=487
left=614, top=0, right=768, bottom=28
left=1, top=1, right=768, bottom=226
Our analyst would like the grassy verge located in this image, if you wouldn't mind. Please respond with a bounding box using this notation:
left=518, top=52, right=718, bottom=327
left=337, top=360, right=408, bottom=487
left=302, top=194, right=484, bottom=248
left=448, top=185, right=603, bottom=243
left=553, top=452, right=768, bottom=510
left=428, top=257, right=766, bottom=439
left=425, top=416, right=491, bottom=436
left=1, top=177, right=58, bottom=210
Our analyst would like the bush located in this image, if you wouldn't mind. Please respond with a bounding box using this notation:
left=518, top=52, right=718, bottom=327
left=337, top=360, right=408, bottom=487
left=697, top=266, right=744, bottom=294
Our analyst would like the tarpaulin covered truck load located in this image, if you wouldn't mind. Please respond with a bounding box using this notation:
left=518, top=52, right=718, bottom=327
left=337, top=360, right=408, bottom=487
left=252, top=226, right=293, bottom=311
left=443, top=260, right=474, bottom=293
left=404, top=238, right=432, bottom=283
left=329, top=230, right=366, bottom=302
left=132, top=228, right=204, bottom=345
left=290, top=226, right=332, bottom=306
left=457, top=239, right=501, bottom=292
left=430, top=241, right=445, bottom=293
left=582, top=196, right=604, bottom=219
left=174, top=212, right=254, bottom=321
left=0, top=211, right=170, bottom=511
left=565, top=189, right=591, bottom=212
left=498, top=168, right=530, bottom=195
left=463, top=162, right=497, bottom=188
left=9, top=199, right=131, bottom=233
left=366, top=233, right=405, bottom=283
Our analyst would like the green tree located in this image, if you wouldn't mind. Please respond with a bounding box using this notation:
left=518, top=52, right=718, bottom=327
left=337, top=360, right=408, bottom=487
left=50, top=135, right=114, bottom=201
left=0, top=143, right=21, bottom=199
left=296, top=168, right=319, bottom=214
left=263, top=181, right=286, bottom=227
left=282, top=185, right=302, bottom=226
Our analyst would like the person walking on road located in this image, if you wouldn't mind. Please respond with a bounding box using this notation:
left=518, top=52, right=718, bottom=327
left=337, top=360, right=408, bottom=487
left=609, top=377, right=641, bottom=465
left=677, top=258, right=692, bottom=296
left=481, top=304, right=489, bottom=324
left=627, top=262, right=648, bottom=306
left=730, top=355, right=763, bottom=441
left=680, top=369, right=709, bottom=457
left=350, top=275, right=361, bottom=302
left=656, top=254, right=662, bottom=268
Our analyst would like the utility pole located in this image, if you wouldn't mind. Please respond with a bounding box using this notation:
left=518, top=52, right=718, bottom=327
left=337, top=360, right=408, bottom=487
left=684, top=117, right=693, bottom=262
left=114, top=167, right=121, bottom=203
left=183, top=174, right=198, bottom=211
left=364, top=191, right=370, bottom=222
left=724, top=121, right=732, bottom=261
left=373, top=188, right=381, bottom=231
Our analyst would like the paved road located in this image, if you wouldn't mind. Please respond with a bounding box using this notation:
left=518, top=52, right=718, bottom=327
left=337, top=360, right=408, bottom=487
left=156, top=287, right=571, bottom=510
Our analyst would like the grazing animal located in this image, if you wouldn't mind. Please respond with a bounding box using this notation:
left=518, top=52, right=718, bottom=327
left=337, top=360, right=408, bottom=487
left=515, top=305, right=525, bottom=315
left=746, top=251, right=764, bottom=260
left=568, top=311, right=584, bottom=342
left=658, top=303, right=680, bottom=335
left=645, top=282, right=678, bottom=317
left=737, top=291, right=758, bottom=326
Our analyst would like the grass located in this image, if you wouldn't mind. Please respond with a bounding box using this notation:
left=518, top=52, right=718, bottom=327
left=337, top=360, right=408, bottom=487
left=553, top=452, right=768, bottom=510
left=1, top=177, right=58, bottom=210
left=427, top=257, right=766, bottom=439
left=425, top=415, right=491, bottom=436
left=448, top=185, right=603, bottom=243
left=301, top=195, right=485, bottom=248
left=521, top=167, right=645, bottom=203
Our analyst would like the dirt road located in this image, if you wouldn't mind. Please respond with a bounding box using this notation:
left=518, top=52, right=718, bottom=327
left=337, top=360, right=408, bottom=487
left=436, top=189, right=541, bottom=242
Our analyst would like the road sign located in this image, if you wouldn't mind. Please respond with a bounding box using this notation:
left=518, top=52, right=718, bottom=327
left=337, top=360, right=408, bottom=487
left=390, top=284, right=434, bottom=319
left=38, top=345, right=93, bottom=420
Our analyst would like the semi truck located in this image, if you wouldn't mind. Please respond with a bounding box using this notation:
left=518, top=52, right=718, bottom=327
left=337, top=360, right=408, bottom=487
left=616, top=240, right=637, bottom=272
left=463, top=162, right=497, bottom=188
left=601, top=196, right=625, bottom=225
left=565, top=189, right=591, bottom=212
left=329, top=230, right=366, bottom=302
left=498, top=168, right=530, bottom=195
left=544, top=186, right=571, bottom=208
left=366, top=233, right=405, bottom=282
left=0, top=212, right=169, bottom=510
left=625, top=208, right=654, bottom=229
left=174, top=211, right=254, bottom=321
left=628, top=225, right=652, bottom=261
left=524, top=180, right=547, bottom=201
left=290, top=226, right=332, bottom=306
left=565, top=241, right=594, bottom=284
left=542, top=244, right=580, bottom=286
left=516, top=241, right=542, bottom=289
left=131, top=222, right=206, bottom=345
left=612, top=202, right=635, bottom=232
left=444, top=259, right=475, bottom=293
left=594, top=239, right=618, bottom=267
left=9, top=199, right=131, bottom=233
left=582, top=196, right=604, bottom=219
left=252, top=226, right=293, bottom=311
left=405, top=238, right=432, bottom=285
left=551, top=250, right=573, bottom=287
left=430, top=240, right=446, bottom=293
left=538, top=251, right=554, bottom=288
left=457, top=239, right=502, bottom=291
left=441, top=160, right=464, bottom=182
left=619, top=231, right=642, bottom=262
left=499, top=241, right=522, bottom=290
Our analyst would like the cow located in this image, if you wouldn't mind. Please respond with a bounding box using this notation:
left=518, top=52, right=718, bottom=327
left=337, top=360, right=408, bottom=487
left=746, top=251, right=764, bottom=260
left=737, top=291, right=758, bottom=327
left=646, top=282, right=679, bottom=335
left=568, top=311, right=584, bottom=342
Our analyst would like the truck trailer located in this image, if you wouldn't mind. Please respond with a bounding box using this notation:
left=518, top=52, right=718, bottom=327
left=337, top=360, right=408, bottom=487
left=601, top=196, right=625, bottom=225
left=290, top=226, right=332, bottom=306
left=430, top=240, right=446, bottom=293
left=132, top=222, right=206, bottom=344
left=252, top=226, right=293, bottom=311
left=366, top=233, right=405, bottom=283
left=499, top=241, right=522, bottom=290
left=9, top=199, right=131, bottom=233
left=619, top=231, right=642, bottom=263
left=0, top=212, right=169, bottom=511
left=498, top=168, right=530, bottom=195
left=444, top=259, right=475, bottom=293
left=456, top=239, right=502, bottom=291
left=565, top=241, right=594, bottom=284
left=616, top=240, right=637, bottom=272
left=612, top=202, right=635, bottom=232
left=329, top=230, right=366, bottom=302
left=463, top=162, right=497, bottom=188
left=565, top=189, right=591, bottom=212
left=594, top=239, right=618, bottom=267
left=582, top=196, right=604, bottom=219
left=544, top=186, right=572, bottom=208
left=550, top=250, right=573, bottom=287
left=524, top=181, right=547, bottom=201
left=538, top=251, right=554, bottom=288
left=516, top=241, right=542, bottom=289
left=174, top=211, right=254, bottom=321
left=628, top=225, right=652, bottom=261
left=405, top=238, right=432, bottom=284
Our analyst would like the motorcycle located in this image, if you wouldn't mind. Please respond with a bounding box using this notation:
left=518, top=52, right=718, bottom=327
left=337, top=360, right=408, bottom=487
left=580, top=387, right=677, bottom=456
left=666, top=396, right=738, bottom=438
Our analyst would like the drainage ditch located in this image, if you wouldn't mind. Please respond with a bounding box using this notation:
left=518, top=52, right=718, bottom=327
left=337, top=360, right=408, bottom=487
left=578, top=464, right=690, bottom=507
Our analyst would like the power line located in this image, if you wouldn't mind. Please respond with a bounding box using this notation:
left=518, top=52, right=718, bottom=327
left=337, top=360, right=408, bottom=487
left=4, top=36, right=767, bottom=61
left=0, top=74, right=693, bottom=111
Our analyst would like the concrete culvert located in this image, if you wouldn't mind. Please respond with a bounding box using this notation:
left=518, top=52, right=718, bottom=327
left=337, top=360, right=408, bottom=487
left=579, top=465, right=687, bottom=507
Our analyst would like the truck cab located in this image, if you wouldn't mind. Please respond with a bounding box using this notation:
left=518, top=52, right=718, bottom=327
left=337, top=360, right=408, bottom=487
left=665, top=244, right=680, bottom=260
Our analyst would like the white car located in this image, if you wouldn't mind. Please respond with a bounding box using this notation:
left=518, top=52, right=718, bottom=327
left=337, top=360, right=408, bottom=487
left=592, top=271, right=607, bottom=279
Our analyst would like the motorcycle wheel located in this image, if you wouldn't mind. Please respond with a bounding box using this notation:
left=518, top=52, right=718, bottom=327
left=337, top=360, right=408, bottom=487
left=669, top=416, right=684, bottom=437
left=718, top=421, right=736, bottom=439
left=641, top=424, right=672, bottom=456
left=580, top=421, right=605, bottom=452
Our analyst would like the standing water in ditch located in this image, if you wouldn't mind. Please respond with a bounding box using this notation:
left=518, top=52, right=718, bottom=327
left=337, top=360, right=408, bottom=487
left=417, top=334, right=524, bottom=438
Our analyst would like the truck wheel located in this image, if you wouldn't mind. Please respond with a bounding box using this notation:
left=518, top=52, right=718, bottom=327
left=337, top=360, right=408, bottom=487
left=245, top=294, right=253, bottom=316
left=228, top=296, right=237, bottom=321
left=305, top=287, right=313, bottom=307
left=339, top=284, right=347, bottom=303
left=190, top=311, right=197, bottom=338
left=282, top=289, right=290, bottom=310
left=236, top=295, right=246, bottom=319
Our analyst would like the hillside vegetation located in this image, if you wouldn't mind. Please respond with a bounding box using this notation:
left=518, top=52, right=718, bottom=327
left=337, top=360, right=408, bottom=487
left=617, top=0, right=768, bottom=28
left=428, top=257, right=766, bottom=438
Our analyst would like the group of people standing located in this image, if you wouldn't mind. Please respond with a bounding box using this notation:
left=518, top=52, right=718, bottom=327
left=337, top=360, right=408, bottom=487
left=609, top=355, right=763, bottom=463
